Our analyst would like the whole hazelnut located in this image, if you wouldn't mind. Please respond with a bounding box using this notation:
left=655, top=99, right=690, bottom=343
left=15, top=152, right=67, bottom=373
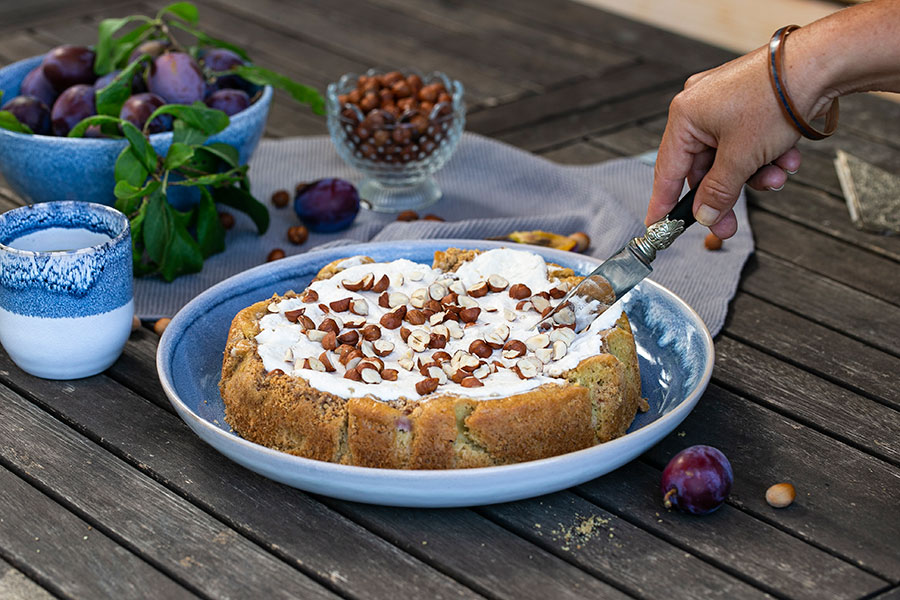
left=396, top=210, right=419, bottom=222
left=568, top=231, right=590, bottom=252
left=153, top=318, right=171, bottom=336
left=271, top=190, right=290, bottom=208
left=359, top=92, right=379, bottom=112
left=423, top=214, right=445, bottom=222
left=704, top=233, right=723, bottom=251
left=765, top=483, right=796, bottom=508
left=218, top=212, right=235, bottom=230
left=131, top=314, right=141, bottom=332
left=267, top=248, right=286, bottom=262
left=287, top=225, right=309, bottom=245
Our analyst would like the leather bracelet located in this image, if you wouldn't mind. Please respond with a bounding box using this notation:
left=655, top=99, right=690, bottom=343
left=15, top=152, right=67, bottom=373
left=768, top=25, right=839, bottom=140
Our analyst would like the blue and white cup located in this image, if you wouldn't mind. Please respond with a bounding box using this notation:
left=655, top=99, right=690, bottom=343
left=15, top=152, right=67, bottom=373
left=0, top=201, right=133, bottom=379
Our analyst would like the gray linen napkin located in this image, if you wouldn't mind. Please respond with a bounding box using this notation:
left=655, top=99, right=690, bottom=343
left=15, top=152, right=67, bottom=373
left=134, top=133, right=752, bottom=335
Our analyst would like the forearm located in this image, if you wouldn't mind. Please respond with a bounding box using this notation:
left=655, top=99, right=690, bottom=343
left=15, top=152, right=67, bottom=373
left=787, top=0, right=900, bottom=118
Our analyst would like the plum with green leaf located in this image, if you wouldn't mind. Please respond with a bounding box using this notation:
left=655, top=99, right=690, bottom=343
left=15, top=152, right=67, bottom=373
left=1, top=96, right=51, bottom=135
left=119, top=93, right=171, bottom=133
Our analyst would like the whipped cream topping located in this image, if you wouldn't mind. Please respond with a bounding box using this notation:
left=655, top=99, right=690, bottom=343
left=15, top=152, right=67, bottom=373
left=254, top=249, right=623, bottom=401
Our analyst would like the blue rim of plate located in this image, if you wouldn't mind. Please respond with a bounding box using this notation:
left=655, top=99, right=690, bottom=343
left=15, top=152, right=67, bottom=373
left=157, top=239, right=714, bottom=507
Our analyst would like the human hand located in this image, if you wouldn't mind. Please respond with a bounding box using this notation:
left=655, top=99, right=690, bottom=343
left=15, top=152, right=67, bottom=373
left=646, top=46, right=807, bottom=239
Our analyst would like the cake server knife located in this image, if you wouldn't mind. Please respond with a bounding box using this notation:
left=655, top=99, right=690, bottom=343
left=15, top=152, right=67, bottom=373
left=538, top=187, right=697, bottom=333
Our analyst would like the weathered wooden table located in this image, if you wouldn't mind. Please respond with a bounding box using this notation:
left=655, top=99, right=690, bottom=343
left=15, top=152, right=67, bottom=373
left=1, top=1, right=898, bottom=598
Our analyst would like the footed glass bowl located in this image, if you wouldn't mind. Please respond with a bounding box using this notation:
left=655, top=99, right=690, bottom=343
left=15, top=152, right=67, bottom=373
left=326, top=69, right=465, bottom=213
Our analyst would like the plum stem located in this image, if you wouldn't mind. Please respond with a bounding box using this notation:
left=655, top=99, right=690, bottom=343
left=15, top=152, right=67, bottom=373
left=663, top=488, right=677, bottom=509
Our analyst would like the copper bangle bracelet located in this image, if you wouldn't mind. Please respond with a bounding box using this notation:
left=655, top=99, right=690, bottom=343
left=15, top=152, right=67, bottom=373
left=768, top=24, right=839, bottom=140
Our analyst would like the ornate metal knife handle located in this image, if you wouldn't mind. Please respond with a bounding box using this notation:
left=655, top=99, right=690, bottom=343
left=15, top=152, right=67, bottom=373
left=629, top=186, right=698, bottom=264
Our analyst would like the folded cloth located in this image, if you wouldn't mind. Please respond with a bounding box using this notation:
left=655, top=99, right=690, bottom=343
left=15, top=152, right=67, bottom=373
left=134, top=133, right=752, bottom=335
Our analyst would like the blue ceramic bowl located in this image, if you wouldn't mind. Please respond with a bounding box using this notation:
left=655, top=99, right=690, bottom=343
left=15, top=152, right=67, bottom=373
left=157, top=239, right=714, bottom=507
left=0, top=54, right=272, bottom=207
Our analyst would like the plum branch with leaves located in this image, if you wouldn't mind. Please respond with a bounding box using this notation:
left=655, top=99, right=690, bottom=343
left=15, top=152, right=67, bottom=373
left=0, top=1, right=324, bottom=281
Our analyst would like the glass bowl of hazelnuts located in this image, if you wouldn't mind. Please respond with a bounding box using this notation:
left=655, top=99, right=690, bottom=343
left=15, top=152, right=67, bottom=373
left=326, top=68, right=465, bottom=212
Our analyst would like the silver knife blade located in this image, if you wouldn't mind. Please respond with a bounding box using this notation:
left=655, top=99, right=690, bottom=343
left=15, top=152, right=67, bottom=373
left=538, top=186, right=698, bottom=333
left=539, top=244, right=652, bottom=333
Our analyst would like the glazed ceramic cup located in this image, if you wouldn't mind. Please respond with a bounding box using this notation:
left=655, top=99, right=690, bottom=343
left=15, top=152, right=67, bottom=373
left=0, top=202, right=133, bottom=379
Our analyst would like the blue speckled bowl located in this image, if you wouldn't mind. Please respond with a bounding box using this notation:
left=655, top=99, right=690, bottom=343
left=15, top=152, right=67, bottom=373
left=0, top=54, right=272, bottom=207
left=157, top=239, right=714, bottom=507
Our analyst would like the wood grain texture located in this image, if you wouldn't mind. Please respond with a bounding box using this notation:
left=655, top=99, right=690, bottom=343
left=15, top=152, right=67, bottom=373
left=0, top=351, right=483, bottom=600
left=749, top=211, right=900, bottom=306
left=0, top=385, right=338, bottom=600
left=0, top=556, right=56, bottom=600
left=479, top=492, right=770, bottom=600
left=714, top=336, right=900, bottom=466
left=644, top=384, right=900, bottom=583
left=740, top=253, right=900, bottom=355
left=326, top=500, right=632, bottom=600
left=577, top=460, right=888, bottom=599
left=0, top=466, right=196, bottom=599
left=724, top=293, right=900, bottom=410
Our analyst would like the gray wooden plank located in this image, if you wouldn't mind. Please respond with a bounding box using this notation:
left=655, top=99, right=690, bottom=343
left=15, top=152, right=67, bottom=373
left=326, top=500, right=633, bottom=600
left=468, top=61, right=687, bottom=137
left=363, top=0, right=634, bottom=82
left=749, top=210, right=900, bottom=306
left=872, top=585, right=900, bottom=600
left=479, top=492, right=769, bottom=600
left=748, top=184, right=900, bottom=263
left=0, top=32, right=52, bottom=64
left=0, top=0, right=133, bottom=33
left=740, top=253, right=900, bottom=355
left=577, top=459, right=888, bottom=599
left=204, top=0, right=529, bottom=105
left=0, top=385, right=338, bottom=600
left=643, top=384, right=900, bottom=583
left=0, top=349, right=484, bottom=600
left=479, top=0, right=737, bottom=74
left=0, top=556, right=55, bottom=600
left=724, top=294, right=900, bottom=410
left=840, top=93, right=900, bottom=151
left=0, top=466, right=196, bottom=600
left=714, top=336, right=900, bottom=467
left=495, top=85, right=677, bottom=152
left=538, top=141, right=619, bottom=165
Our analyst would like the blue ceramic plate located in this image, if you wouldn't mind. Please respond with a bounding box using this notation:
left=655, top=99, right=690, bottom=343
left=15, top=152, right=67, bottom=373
left=157, top=239, right=714, bottom=507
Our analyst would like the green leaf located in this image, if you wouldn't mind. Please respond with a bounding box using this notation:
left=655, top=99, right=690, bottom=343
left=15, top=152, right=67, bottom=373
left=114, top=145, right=150, bottom=187
left=120, top=120, right=158, bottom=173
left=110, top=23, right=156, bottom=68
left=95, top=57, right=147, bottom=116
left=171, top=120, right=208, bottom=146
left=95, top=15, right=153, bottom=75
left=158, top=1, right=199, bottom=24
left=168, top=20, right=250, bottom=61
left=234, top=65, right=325, bottom=115
left=146, top=102, right=229, bottom=135
left=67, top=115, right=124, bottom=138
left=0, top=110, right=33, bottom=134
left=143, top=192, right=203, bottom=281
left=164, top=142, right=195, bottom=170
left=114, top=179, right=160, bottom=201
left=195, top=142, right=239, bottom=168
left=212, top=186, right=269, bottom=234
left=170, top=166, right=246, bottom=187
left=196, top=188, right=225, bottom=258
